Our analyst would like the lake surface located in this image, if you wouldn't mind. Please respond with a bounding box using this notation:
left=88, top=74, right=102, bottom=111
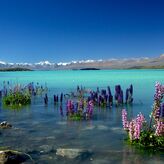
left=0, top=70, right=164, bottom=163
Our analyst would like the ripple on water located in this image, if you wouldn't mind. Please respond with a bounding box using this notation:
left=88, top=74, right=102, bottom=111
left=0, top=70, right=164, bottom=163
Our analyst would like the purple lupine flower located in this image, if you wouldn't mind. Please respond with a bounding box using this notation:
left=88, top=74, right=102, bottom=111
left=54, top=95, right=56, bottom=103
left=125, top=85, right=134, bottom=104
left=115, top=85, right=119, bottom=100
left=90, top=92, right=93, bottom=101
left=125, top=89, right=129, bottom=103
left=107, top=86, right=112, bottom=96
left=161, top=103, right=164, bottom=118
left=60, top=105, right=64, bottom=116
left=154, top=82, right=164, bottom=100
left=77, top=85, right=80, bottom=92
left=108, top=95, right=113, bottom=106
left=152, top=82, right=164, bottom=123
left=78, top=100, right=83, bottom=109
left=44, top=97, right=48, bottom=105
left=56, top=95, right=59, bottom=102
left=119, top=90, right=123, bottom=104
left=118, top=95, right=122, bottom=104
left=115, top=85, right=123, bottom=105
left=95, top=92, right=98, bottom=99
left=115, top=85, right=121, bottom=94
left=66, top=100, right=69, bottom=116
left=45, top=94, right=48, bottom=102
left=115, top=92, right=119, bottom=101
left=88, top=96, right=91, bottom=102
left=101, top=89, right=106, bottom=96
left=66, top=100, right=75, bottom=114
left=70, top=100, right=74, bottom=110
left=97, top=96, right=100, bottom=106
left=72, top=103, right=75, bottom=112
left=0, top=90, right=2, bottom=98
left=88, top=100, right=94, bottom=116
left=66, top=100, right=72, bottom=111
left=74, top=102, right=78, bottom=113
left=60, top=93, right=63, bottom=103
left=130, top=84, right=133, bottom=95
left=97, top=87, right=99, bottom=93
left=105, top=95, right=108, bottom=103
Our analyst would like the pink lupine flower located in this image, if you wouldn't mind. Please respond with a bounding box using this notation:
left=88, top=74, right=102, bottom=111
left=123, top=110, right=145, bottom=141
left=122, top=109, right=129, bottom=130
left=155, top=120, right=164, bottom=136
left=123, top=82, right=164, bottom=145
left=67, top=100, right=74, bottom=112
left=134, top=121, right=140, bottom=139
left=129, top=119, right=135, bottom=141
left=134, top=113, right=145, bottom=140
left=136, top=113, right=145, bottom=126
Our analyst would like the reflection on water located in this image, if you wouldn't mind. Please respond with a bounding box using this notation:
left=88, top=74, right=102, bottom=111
left=0, top=70, right=164, bottom=163
left=0, top=99, right=163, bottom=163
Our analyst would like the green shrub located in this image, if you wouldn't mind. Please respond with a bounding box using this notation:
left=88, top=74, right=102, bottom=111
left=3, top=92, right=31, bottom=109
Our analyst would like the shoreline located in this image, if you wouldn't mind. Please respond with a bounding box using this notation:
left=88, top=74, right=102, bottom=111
left=0, top=67, right=164, bottom=72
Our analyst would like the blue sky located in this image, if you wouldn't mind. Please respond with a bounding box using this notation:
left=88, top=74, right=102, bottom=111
left=0, top=0, right=164, bottom=63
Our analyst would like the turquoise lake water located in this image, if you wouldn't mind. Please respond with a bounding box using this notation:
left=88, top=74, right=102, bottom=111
left=0, top=70, right=164, bottom=163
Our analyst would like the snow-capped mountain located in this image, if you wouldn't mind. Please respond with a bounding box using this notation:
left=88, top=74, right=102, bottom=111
left=0, top=55, right=164, bottom=70
left=0, top=61, right=6, bottom=65
left=35, top=61, right=53, bottom=66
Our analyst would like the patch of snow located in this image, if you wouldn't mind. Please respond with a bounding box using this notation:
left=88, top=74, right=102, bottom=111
left=0, top=61, right=6, bottom=65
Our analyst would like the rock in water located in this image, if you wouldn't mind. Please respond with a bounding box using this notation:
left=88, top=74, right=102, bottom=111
left=39, top=145, right=53, bottom=154
left=97, top=125, right=108, bottom=130
left=0, top=121, right=12, bottom=129
left=0, top=150, right=32, bottom=164
left=56, top=148, right=86, bottom=159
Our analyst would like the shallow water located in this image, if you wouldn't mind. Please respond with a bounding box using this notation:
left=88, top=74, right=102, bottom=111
left=0, top=70, right=164, bottom=163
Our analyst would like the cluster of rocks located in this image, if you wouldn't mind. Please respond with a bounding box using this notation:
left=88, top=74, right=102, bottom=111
left=0, top=150, right=33, bottom=164
left=56, top=148, right=92, bottom=160
left=0, top=121, right=12, bottom=129
left=0, top=121, right=93, bottom=162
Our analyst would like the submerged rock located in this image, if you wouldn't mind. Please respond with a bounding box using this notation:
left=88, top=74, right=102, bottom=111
left=82, top=125, right=95, bottom=131
left=0, top=150, right=33, bottom=164
left=96, top=125, right=108, bottom=130
left=56, top=148, right=91, bottom=159
left=0, top=121, right=12, bottom=129
left=39, top=145, right=53, bottom=154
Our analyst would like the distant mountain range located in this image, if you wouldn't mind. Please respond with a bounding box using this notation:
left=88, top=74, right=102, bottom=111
left=0, top=54, right=164, bottom=70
